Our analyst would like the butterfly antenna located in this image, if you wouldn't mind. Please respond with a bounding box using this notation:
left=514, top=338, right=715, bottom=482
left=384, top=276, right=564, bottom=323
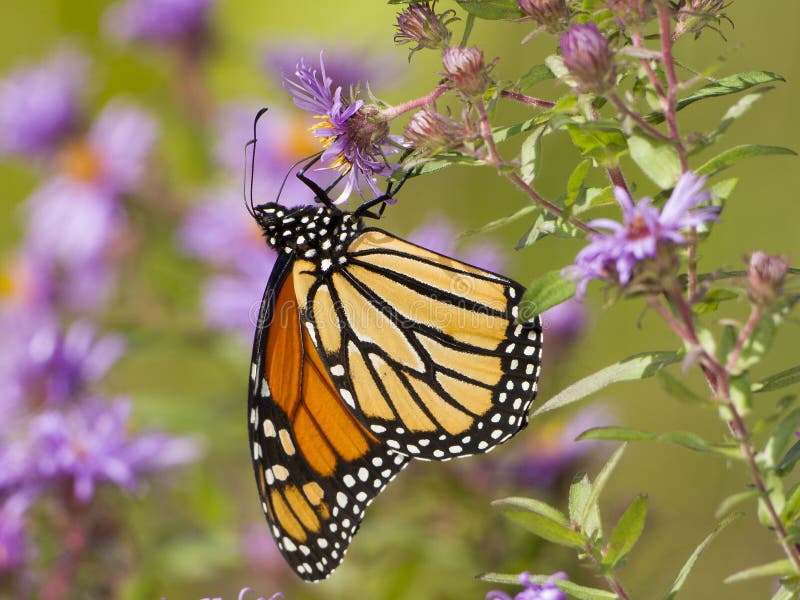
left=242, top=107, right=270, bottom=218
left=275, top=152, right=323, bottom=206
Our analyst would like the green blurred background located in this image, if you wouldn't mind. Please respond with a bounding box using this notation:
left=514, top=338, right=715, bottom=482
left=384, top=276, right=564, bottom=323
left=1, top=1, right=799, bottom=599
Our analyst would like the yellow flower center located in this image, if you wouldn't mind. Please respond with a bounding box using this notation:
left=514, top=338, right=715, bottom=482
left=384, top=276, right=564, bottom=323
left=60, top=141, right=102, bottom=183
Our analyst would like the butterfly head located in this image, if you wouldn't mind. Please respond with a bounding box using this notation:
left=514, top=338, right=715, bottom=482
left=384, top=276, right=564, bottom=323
left=254, top=202, right=362, bottom=257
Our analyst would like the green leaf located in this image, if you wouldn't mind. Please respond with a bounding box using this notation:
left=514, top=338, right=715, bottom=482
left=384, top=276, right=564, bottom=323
left=694, top=88, right=774, bottom=152
left=534, top=351, right=680, bottom=415
left=769, top=407, right=800, bottom=466
left=455, top=0, right=523, bottom=19
left=771, top=585, right=800, bottom=600
left=569, top=473, right=602, bottom=538
left=520, top=127, right=545, bottom=184
left=776, top=441, right=800, bottom=477
left=692, top=289, right=738, bottom=314
left=662, top=512, right=742, bottom=600
left=566, top=159, right=592, bottom=208
left=492, top=497, right=570, bottom=526
left=492, top=114, right=550, bottom=143
left=696, top=178, right=738, bottom=237
left=476, top=572, right=522, bottom=585
left=578, top=427, right=742, bottom=460
left=460, top=205, right=538, bottom=238
left=729, top=373, right=752, bottom=416
left=696, top=144, right=796, bottom=177
left=565, top=123, right=628, bottom=167
left=518, top=64, right=556, bottom=90
left=553, top=580, right=619, bottom=600
left=501, top=509, right=587, bottom=548
left=754, top=366, right=800, bottom=394
left=603, top=494, right=648, bottom=569
left=724, top=559, right=795, bottom=584
left=715, top=490, right=758, bottom=519
left=657, top=371, right=709, bottom=405
left=581, top=444, right=627, bottom=529
left=782, top=483, right=800, bottom=523
left=628, top=134, right=682, bottom=188
left=646, top=70, right=785, bottom=124
left=736, top=310, right=779, bottom=371
left=520, top=270, right=577, bottom=320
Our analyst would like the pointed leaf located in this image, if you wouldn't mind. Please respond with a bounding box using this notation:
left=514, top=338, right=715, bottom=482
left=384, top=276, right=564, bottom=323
left=662, top=512, right=743, bottom=600
left=569, top=473, right=602, bottom=538
left=696, top=144, right=796, bottom=177
left=520, top=270, right=577, bottom=321
left=565, top=123, right=628, bottom=167
left=657, top=371, right=709, bottom=405
left=519, top=64, right=556, bottom=90
left=769, top=408, right=800, bottom=466
left=520, top=127, right=545, bottom=184
left=753, top=366, right=800, bottom=394
left=553, top=580, right=619, bottom=600
left=577, top=427, right=742, bottom=460
left=603, top=494, right=648, bottom=568
left=724, top=559, right=795, bottom=584
left=535, top=352, right=680, bottom=415
left=628, top=134, right=682, bottom=188
left=715, top=490, right=758, bottom=519
left=782, top=483, right=800, bottom=523
left=476, top=572, right=523, bottom=585
left=581, top=444, right=627, bottom=528
left=646, top=70, right=785, bottom=124
left=460, top=205, right=538, bottom=238
left=502, top=510, right=587, bottom=548
left=776, top=440, right=800, bottom=477
left=492, top=497, right=569, bottom=526
left=455, top=0, right=523, bottom=19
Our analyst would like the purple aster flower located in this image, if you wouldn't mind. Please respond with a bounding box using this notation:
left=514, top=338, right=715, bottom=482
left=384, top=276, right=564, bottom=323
left=0, top=47, right=87, bottom=159
left=284, top=55, right=401, bottom=203
left=565, top=171, right=718, bottom=297
left=84, top=100, right=159, bottom=195
left=408, top=216, right=506, bottom=272
left=487, top=571, right=568, bottom=600
left=541, top=299, right=587, bottom=358
left=265, top=45, right=399, bottom=92
left=29, top=398, right=200, bottom=503
left=0, top=493, right=31, bottom=574
left=0, top=316, right=124, bottom=416
left=104, top=0, right=213, bottom=44
left=559, top=23, right=615, bottom=94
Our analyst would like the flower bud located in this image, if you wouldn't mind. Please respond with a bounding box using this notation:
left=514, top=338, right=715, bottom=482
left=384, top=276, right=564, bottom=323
left=748, top=251, right=789, bottom=305
left=441, top=46, right=492, bottom=98
left=674, top=0, right=731, bottom=39
left=605, top=0, right=653, bottom=28
left=517, top=0, right=569, bottom=32
left=404, top=108, right=474, bottom=152
left=559, top=23, right=615, bottom=95
left=394, top=2, right=457, bottom=59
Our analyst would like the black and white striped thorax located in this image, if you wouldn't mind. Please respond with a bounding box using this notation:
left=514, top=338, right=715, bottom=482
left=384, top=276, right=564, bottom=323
left=255, top=203, right=362, bottom=264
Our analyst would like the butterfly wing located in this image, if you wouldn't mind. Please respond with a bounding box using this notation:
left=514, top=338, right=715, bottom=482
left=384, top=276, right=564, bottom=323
left=293, top=228, right=543, bottom=462
left=248, top=251, right=410, bottom=582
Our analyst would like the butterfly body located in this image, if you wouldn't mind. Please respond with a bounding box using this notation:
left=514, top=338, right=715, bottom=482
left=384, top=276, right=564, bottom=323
left=248, top=197, right=543, bottom=581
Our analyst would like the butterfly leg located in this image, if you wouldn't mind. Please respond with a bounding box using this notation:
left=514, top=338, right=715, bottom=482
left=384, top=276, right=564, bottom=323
left=296, top=153, right=336, bottom=208
left=354, top=168, right=413, bottom=220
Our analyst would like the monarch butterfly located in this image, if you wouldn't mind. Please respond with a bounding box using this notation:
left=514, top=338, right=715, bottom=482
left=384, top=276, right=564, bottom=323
left=245, top=114, right=542, bottom=582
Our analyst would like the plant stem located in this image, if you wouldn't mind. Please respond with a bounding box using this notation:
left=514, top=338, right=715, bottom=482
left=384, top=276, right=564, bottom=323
left=656, top=3, right=689, bottom=172
left=609, top=94, right=672, bottom=142
left=687, top=227, right=698, bottom=300
left=606, top=165, right=629, bottom=194
left=724, top=306, right=763, bottom=373
left=656, top=288, right=800, bottom=572
left=500, top=89, right=555, bottom=108
left=380, top=86, right=448, bottom=120
left=631, top=32, right=667, bottom=101
left=475, top=100, right=504, bottom=167
left=604, top=575, right=633, bottom=600
left=40, top=500, right=87, bottom=600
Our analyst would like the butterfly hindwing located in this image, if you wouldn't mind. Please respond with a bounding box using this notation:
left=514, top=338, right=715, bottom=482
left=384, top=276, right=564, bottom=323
left=293, top=229, right=543, bottom=462
left=248, top=251, right=410, bottom=582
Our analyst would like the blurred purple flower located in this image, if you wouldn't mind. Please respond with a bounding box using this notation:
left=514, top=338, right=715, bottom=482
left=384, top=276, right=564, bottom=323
left=241, top=527, right=289, bottom=579
left=541, top=298, right=587, bottom=354
left=104, top=0, right=213, bottom=44
left=265, top=45, right=398, bottom=91
left=0, top=47, right=87, bottom=159
left=487, top=571, right=568, bottom=600
left=212, top=103, right=323, bottom=206
left=565, top=171, right=718, bottom=297
left=2, top=319, right=125, bottom=409
left=201, top=274, right=266, bottom=338
left=29, top=398, right=200, bottom=503
left=0, top=493, right=31, bottom=574
left=284, top=54, right=401, bottom=202
left=510, top=407, right=612, bottom=488
left=408, top=216, right=506, bottom=272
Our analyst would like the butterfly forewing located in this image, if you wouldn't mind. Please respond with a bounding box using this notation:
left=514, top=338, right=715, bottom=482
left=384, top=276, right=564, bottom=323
left=248, top=252, right=410, bottom=582
left=294, top=229, right=543, bottom=462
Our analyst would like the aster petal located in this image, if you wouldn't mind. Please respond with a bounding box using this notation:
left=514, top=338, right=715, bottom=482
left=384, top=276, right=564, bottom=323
left=613, top=185, right=636, bottom=221
left=660, top=171, right=711, bottom=225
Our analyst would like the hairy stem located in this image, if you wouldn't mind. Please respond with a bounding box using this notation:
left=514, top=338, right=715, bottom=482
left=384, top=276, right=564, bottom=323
left=500, top=89, right=555, bottom=108
left=609, top=94, right=672, bottom=142
left=724, top=306, right=763, bottom=373
left=381, top=86, right=448, bottom=120
left=656, top=3, right=689, bottom=172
